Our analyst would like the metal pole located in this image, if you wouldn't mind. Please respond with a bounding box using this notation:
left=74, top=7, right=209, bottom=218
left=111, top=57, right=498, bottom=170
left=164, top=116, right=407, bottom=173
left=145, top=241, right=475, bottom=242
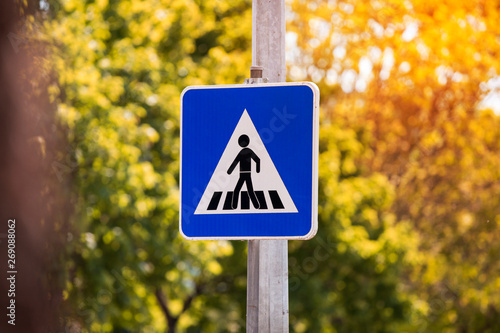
left=246, top=0, right=288, bottom=332
left=252, top=0, right=286, bottom=82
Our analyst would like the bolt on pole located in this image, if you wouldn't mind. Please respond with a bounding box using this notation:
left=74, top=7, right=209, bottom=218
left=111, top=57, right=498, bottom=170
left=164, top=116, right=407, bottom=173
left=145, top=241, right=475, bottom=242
left=246, top=0, right=289, bottom=332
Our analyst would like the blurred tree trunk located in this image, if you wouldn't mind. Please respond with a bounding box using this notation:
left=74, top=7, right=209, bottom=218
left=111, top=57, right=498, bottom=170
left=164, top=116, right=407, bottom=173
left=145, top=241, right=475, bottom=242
left=0, top=1, right=69, bottom=332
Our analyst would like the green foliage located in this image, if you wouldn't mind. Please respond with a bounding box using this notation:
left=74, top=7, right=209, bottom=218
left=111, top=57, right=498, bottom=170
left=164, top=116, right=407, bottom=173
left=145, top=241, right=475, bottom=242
left=289, top=0, right=500, bottom=331
left=288, top=122, right=419, bottom=332
left=41, top=0, right=500, bottom=332
left=46, top=0, right=419, bottom=327
left=48, top=0, right=252, bottom=331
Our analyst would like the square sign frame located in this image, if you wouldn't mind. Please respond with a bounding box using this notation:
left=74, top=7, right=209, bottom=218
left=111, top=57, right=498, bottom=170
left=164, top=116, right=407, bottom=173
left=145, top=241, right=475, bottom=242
left=180, top=82, right=319, bottom=240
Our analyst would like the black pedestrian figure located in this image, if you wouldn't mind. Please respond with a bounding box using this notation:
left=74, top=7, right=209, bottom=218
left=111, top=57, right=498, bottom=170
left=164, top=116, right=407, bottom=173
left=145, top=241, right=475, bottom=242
left=227, top=134, right=261, bottom=209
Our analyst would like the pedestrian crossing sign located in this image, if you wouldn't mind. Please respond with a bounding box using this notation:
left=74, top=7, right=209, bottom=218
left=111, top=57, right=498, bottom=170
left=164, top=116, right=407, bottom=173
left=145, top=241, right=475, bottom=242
left=180, top=82, right=319, bottom=240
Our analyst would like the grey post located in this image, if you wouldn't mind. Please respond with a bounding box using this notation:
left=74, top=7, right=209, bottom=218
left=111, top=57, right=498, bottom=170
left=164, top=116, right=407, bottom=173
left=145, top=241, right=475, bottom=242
left=246, top=0, right=289, bottom=332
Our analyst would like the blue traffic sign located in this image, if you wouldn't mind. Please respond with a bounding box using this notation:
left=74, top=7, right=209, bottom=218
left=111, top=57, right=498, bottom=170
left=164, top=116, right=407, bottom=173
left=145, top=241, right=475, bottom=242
left=180, top=82, right=319, bottom=240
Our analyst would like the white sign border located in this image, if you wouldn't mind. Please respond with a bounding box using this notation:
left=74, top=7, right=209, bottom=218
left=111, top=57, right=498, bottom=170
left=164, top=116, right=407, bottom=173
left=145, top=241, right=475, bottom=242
left=179, top=82, right=319, bottom=240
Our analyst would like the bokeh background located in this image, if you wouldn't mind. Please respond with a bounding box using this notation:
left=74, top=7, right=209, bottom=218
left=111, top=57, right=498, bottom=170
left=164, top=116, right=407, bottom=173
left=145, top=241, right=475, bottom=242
left=1, top=0, right=499, bottom=332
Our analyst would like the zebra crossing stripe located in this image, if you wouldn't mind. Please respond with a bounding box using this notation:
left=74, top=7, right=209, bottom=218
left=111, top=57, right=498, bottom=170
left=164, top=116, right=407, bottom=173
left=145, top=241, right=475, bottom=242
left=223, top=192, right=234, bottom=210
left=208, top=190, right=284, bottom=211
left=207, top=192, right=223, bottom=210
left=268, top=190, right=284, bottom=209
left=255, top=191, right=268, bottom=209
